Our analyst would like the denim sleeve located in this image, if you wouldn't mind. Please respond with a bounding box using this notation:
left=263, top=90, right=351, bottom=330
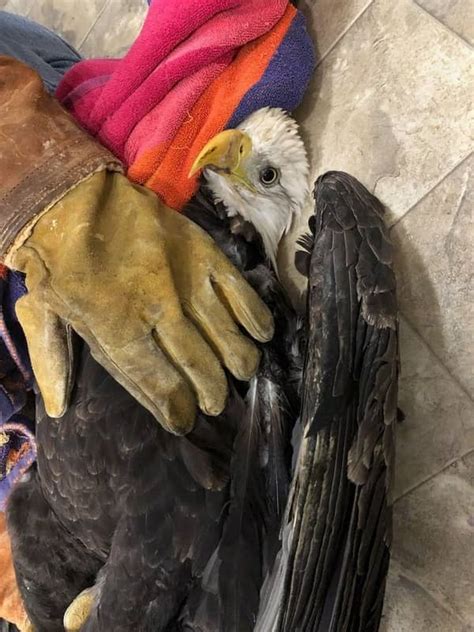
left=0, top=10, right=81, bottom=93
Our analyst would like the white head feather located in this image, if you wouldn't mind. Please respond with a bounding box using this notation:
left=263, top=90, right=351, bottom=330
left=202, top=107, right=310, bottom=270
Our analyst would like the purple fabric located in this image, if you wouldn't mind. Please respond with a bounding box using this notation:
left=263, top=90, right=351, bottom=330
left=0, top=419, right=36, bottom=511
left=0, top=266, right=34, bottom=509
left=228, top=11, right=314, bottom=128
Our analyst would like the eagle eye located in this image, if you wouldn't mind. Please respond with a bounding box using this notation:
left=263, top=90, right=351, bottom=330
left=259, top=167, right=280, bottom=186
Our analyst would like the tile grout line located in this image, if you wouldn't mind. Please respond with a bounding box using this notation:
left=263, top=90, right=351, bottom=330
left=398, top=312, right=474, bottom=403
left=387, top=563, right=466, bottom=623
left=389, top=151, right=473, bottom=230
left=394, top=447, right=474, bottom=503
left=77, top=0, right=111, bottom=52
left=413, top=0, right=474, bottom=49
left=315, top=0, right=375, bottom=68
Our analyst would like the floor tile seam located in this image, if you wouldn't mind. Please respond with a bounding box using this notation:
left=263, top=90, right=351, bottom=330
left=387, top=561, right=467, bottom=623
left=413, top=0, right=474, bottom=49
left=394, top=448, right=474, bottom=502
left=77, top=0, right=111, bottom=52
left=389, top=151, right=473, bottom=229
left=315, top=0, right=375, bottom=68
left=398, top=312, right=474, bottom=403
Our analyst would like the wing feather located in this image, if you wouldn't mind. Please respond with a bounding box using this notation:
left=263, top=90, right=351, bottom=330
left=257, top=171, right=398, bottom=632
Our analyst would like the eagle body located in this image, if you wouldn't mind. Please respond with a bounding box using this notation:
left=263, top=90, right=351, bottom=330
left=7, top=187, right=302, bottom=632
left=7, top=106, right=398, bottom=632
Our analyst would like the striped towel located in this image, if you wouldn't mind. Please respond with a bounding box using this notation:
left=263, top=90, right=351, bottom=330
left=56, top=0, right=315, bottom=209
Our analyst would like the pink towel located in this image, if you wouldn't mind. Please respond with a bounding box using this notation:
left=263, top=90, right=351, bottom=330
left=57, top=0, right=288, bottom=162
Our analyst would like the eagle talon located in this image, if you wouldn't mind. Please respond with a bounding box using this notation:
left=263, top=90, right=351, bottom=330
left=63, top=586, right=96, bottom=632
left=21, top=617, right=35, bottom=632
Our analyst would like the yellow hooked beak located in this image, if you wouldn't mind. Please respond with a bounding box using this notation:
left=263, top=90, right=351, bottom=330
left=189, top=129, right=255, bottom=191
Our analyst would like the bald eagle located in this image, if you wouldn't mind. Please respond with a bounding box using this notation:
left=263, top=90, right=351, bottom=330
left=6, top=108, right=398, bottom=632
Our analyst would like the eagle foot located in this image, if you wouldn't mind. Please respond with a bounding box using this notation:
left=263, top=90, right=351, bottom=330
left=63, top=586, right=96, bottom=632
left=20, top=617, right=35, bottom=632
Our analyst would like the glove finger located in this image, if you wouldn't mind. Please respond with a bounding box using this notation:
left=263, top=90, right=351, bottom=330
left=183, top=291, right=261, bottom=382
left=211, top=261, right=274, bottom=343
left=153, top=318, right=228, bottom=417
left=84, top=333, right=197, bottom=435
left=15, top=294, right=74, bottom=418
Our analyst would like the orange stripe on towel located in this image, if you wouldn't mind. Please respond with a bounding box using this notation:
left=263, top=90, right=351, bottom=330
left=127, top=4, right=296, bottom=211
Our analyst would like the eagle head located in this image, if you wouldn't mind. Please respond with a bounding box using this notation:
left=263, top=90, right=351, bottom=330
left=189, top=107, right=310, bottom=271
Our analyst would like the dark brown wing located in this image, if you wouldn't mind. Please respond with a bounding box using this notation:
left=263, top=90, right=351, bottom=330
left=257, top=171, right=398, bottom=632
left=26, top=340, right=234, bottom=631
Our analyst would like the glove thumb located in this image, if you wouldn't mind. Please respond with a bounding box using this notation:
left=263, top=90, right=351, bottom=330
left=15, top=293, right=75, bottom=418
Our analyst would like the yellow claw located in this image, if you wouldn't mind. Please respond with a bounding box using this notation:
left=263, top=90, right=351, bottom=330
left=20, top=617, right=35, bottom=632
left=63, top=586, right=96, bottom=632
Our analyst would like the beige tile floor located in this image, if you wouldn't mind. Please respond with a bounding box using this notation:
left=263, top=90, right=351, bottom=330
left=1, top=0, right=473, bottom=629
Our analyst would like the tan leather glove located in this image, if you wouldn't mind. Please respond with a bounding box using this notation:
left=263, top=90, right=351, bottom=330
left=8, top=171, right=273, bottom=435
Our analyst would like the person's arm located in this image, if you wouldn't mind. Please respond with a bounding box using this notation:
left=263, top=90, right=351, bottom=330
left=0, top=56, right=121, bottom=257
left=0, top=57, right=274, bottom=435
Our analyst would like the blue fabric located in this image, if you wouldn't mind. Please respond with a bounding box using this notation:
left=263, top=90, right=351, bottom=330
left=0, top=269, right=32, bottom=423
left=0, top=268, right=34, bottom=511
left=0, top=11, right=81, bottom=93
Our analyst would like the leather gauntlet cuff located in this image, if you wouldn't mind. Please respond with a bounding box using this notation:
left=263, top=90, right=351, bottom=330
left=0, top=56, right=122, bottom=261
